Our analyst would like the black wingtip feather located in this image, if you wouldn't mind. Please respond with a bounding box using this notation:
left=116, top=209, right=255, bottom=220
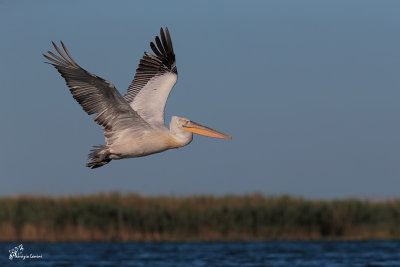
left=148, top=27, right=176, bottom=70
left=150, top=42, right=162, bottom=57
left=165, top=28, right=174, bottom=53
left=155, top=36, right=166, bottom=55
left=60, top=41, right=78, bottom=65
left=160, top=28, right=169, bottom=53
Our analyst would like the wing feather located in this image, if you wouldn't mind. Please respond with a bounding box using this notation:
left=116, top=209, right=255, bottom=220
left=44, top=41, right=150, bottom=145
left=124, top=27, right=178, bottom=126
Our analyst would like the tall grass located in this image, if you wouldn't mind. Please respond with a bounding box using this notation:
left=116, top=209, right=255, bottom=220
left=0, top=193, right=399, bottom=241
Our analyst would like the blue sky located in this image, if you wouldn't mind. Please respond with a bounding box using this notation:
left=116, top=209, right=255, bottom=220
left=1, top=1, right=399, bottom=198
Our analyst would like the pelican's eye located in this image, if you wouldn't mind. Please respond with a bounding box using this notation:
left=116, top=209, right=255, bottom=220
left=180, top=119, right=190, bottom=127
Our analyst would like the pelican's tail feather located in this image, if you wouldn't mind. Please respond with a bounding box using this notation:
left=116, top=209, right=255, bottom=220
left=86, top=145, right=111, bottom=169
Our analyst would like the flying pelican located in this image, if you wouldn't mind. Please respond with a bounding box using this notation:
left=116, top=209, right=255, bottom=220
left=44, top=27, right=231, bottom=168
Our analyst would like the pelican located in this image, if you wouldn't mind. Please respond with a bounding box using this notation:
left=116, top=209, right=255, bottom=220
left=44, top=27, right=231, bottom=168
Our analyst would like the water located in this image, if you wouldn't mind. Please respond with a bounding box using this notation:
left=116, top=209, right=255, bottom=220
left=1, top=241, right=400, bottom=266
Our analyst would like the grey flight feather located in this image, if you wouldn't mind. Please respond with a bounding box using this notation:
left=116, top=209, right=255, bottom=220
left=43, top=41, right=150, bottom=135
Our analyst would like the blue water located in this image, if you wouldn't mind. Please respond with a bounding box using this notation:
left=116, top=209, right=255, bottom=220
left=1, top=241, right=400, bottom=266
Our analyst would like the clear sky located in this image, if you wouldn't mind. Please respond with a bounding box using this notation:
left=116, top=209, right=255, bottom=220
left=1, top=1, right=399, bottom=198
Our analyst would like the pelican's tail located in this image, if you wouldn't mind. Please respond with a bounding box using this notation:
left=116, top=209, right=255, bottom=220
left=86, top=145, right=111, bottom=169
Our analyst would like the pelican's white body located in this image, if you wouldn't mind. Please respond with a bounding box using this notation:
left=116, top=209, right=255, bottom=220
left=108, top=117, right=193, bottom=159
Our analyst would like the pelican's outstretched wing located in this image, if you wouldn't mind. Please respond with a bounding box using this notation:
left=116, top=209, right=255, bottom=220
left=124, top=27, right=178, bottom=126
left=44, top=42, right=150, bottom=144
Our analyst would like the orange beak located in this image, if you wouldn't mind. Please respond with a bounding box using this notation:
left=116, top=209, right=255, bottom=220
left=180, top=121, right=232, bottom=139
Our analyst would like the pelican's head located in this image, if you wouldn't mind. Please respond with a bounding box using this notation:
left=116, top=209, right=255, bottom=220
left=170, top=116, right=232, bottom=145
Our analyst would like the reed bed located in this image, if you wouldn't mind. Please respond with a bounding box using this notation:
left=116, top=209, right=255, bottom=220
left=0, top=193, right=399, bottom=241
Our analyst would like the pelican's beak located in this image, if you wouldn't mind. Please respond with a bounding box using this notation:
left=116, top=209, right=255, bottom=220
left=181, top=121, right=232, bottom=139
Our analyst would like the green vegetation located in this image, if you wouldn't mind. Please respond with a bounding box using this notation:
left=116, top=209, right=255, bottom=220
left=0, top=193, right=399, bottom=241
